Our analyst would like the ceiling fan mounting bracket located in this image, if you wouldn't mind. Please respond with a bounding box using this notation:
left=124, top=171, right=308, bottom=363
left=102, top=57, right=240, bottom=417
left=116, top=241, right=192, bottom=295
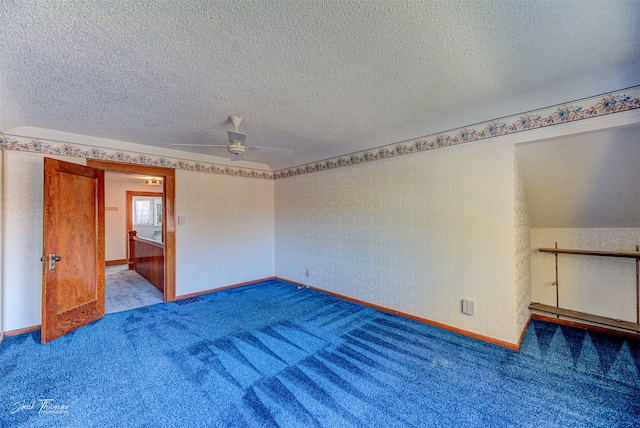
left=229, top=115, right=243, bottom=131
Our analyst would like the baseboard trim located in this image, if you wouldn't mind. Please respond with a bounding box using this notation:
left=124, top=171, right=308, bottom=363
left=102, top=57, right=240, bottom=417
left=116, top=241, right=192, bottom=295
left=3, top=277, right=528, bottom=349
left=531, top=313, right=640, bottom=340
left=276, top=277, right=520, bottom=350
left=175, top=277, right=277, bottom=300
left=518, top=316, right=533, bottom=349
left=4, top=278, right=277, bottom=337
left=4, top=324, right=41, bottom=337
left=105, top=259, right=127, bottom=266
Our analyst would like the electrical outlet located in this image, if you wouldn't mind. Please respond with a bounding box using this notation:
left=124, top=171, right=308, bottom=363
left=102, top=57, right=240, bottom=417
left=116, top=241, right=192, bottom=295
left=461, top=299, right=474, bottom=315
left=306, top=269, right=310, bottom=277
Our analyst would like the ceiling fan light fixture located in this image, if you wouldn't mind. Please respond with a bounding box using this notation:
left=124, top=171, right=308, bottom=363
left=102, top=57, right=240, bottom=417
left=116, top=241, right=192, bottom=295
left=228, top=141, right=246, bottom=155
left=171, top=114, right=291, bottom=160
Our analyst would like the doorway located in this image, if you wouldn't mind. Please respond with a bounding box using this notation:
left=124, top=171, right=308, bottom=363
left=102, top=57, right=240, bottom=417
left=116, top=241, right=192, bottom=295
left=106, top=184, right=165, bottom=314
left=87, top=159, right=176, bottom=302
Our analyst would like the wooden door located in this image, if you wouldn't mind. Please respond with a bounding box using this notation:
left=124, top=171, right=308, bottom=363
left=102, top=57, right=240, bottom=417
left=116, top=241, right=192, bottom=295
left=41, top=158, right=105, bottom=344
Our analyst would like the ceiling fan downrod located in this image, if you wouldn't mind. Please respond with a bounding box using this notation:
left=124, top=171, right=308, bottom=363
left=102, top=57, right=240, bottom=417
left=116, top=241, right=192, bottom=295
left=229, top=115, right=243, bottom=132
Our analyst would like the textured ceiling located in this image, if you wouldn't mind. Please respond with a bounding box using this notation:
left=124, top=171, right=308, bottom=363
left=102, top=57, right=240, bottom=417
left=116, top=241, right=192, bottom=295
left=1, top=1, right=639, bottom=170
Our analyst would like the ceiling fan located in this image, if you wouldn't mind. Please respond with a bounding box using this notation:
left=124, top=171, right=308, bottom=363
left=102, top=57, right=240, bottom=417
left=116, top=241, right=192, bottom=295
left=171, top=115, right=293, bottom=161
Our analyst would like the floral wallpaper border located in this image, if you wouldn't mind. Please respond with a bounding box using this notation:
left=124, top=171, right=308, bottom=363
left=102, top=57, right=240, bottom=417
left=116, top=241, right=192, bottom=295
left=275, top=86, right=640, bottom=179
left=1, top=86, right=638, bottom=180
left=0, top=135, right=275, bottom=180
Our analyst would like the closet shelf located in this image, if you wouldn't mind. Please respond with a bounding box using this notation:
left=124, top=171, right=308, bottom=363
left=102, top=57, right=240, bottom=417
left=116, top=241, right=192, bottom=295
left=532, top=243, right=640, bottom=333
left=529, top=303, right=640, bottom=333
left=538, top=248, right=640, bottom=258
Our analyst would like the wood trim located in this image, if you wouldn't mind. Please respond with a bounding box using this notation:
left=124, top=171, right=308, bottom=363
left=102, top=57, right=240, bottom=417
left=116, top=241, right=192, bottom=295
left=126, top=190, right=162, bottom=264
left=126, top=190, right=163, bottom=237
left=5, top=324, right=41, bottom=337
left=276, top=277, right=520, bottom=350
left=87, top=159, right=176, bottom=302
left=105, top=259, right=127, bottom=266
left=9, top=278, right=533, bottom=349
left=163, top=171, right=176, bottom=303
left=529, top=302, right=640, bottom=333
left=133, top=235, right=164, bottom=248
left=539, top=247, right=640, bottom=259
left=518, top=316, right=532, bottom=348
left=532, top=313, right=640, bottom=340
left=175, top=277, right=277, bottom=300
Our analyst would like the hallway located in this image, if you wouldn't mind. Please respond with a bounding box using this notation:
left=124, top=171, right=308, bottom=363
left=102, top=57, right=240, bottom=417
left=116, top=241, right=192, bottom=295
left=105, top=265, right=163, bottom=313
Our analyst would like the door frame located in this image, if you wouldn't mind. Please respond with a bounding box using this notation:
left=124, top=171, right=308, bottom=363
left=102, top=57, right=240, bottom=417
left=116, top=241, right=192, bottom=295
left=87, top=159, right=176, bottom=302
left=126, top=190, right=164, bottom=263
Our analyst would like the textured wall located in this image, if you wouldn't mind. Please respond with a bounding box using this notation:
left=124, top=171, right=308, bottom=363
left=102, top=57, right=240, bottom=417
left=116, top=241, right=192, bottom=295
left=2, top=152, right=275, bottom=331
left=3, top=151, right=86, bottom=331
left=514, top=156, right=532, bottom=338
left=531, top=228, right=640, bottom=322
left=275, top=140, right=519, bottom=343
left=0, top=150, right=3, bottom=341
left=175, top=170, right=275, bottom=297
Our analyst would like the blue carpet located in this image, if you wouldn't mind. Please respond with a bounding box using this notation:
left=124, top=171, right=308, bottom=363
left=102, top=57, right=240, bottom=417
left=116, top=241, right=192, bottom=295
left=1, top=280, right=639, bottom=427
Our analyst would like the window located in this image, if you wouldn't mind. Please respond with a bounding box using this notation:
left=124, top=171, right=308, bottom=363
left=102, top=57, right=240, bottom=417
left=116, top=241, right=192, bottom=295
left=133, top=200, right=153, bottom=225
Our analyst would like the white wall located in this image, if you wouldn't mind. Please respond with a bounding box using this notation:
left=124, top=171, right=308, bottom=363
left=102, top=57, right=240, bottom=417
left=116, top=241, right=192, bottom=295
left=104, top=178, right=156, bottom=261
left=2, top=152, right=275, bottom=331
left=531, top=228, right=640, bottom=322
left=175, top=170, right=275, bottom=297
left=275, top=139, right=519, bottom=343
left=514, top=156, right=531, bottom=337
left=516, top=126, right=640, bottom=229
left=519, top=119, right=640, bottom=327
left=3, top=111, right=637, bottom=339
left=2, top=151, right=86, bottom=331
left=0, top=149, right=3, bottom=343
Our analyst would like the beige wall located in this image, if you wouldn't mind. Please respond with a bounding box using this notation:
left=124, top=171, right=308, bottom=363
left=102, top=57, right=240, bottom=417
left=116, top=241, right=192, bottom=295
left=2, top=110, right=638, bottom=341
left=2, top=152, right=276, bottom=331
left=175, top=170, right=275, bottom=297
left=514, top=156, right=531, bottom=338
left=3, top=151, right=86, bottom=331
left=275, top=139, right=520, bottom=344
left=0, top=149, right=3, bottom=343
left=530, top=228, right=640, bottom=322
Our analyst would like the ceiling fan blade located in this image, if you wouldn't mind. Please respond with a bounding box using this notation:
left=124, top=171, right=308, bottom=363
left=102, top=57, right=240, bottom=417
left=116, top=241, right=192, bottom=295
left=246, top=145, right=294, bottom=156
left=227, top=130, right=246, bottom=145
left=170, top=144, right=228, bottom=148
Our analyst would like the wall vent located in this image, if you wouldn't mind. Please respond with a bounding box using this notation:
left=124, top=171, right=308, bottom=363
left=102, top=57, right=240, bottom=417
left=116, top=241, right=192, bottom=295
left=175, top=297, right=202, bottom=306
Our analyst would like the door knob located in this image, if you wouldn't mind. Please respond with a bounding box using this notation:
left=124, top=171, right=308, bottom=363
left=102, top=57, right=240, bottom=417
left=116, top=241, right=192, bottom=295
left=48, top=253, right=61, bottom=270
